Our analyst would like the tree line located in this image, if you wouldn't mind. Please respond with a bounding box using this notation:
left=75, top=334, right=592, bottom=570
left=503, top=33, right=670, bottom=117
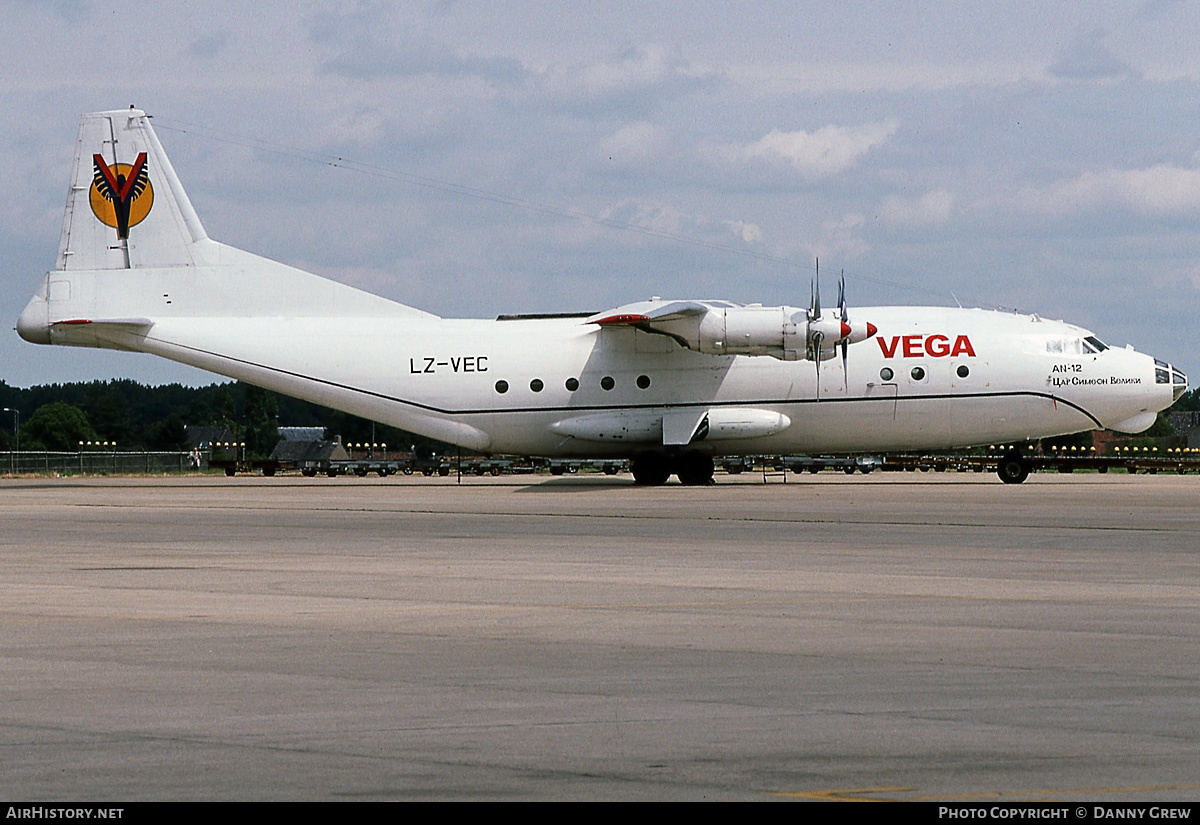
left=0, top=379, right=450, bottom=459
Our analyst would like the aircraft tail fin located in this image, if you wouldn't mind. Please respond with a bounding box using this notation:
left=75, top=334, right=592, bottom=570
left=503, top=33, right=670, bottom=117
left=19, top=107, right=435, bottom=347
left=58, top=108, right=210, bottom=270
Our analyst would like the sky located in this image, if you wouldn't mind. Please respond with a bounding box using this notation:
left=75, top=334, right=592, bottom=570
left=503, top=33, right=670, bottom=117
left=4, top=0, right=1200, bottom=388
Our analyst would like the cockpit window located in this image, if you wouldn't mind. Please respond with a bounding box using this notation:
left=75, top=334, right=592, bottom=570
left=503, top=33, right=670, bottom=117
left=1047, top=338, right=1083, bottom=354
left=1083, top=336, right=1108, bottom=353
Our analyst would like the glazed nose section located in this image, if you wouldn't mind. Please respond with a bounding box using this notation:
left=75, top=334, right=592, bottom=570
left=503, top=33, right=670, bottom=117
left=1171, top=366, right=1188, bottom=403
left=16, top=293, right=50, bottom=345
left=1155, top=358, right=1188, bottom=403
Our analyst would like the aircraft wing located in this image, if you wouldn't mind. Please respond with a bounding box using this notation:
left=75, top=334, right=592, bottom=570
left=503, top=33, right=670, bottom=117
left=587, top=299, right=749, bottom=351
left=587, top=299, right=735, bottom=328
left=587, top=298, right=808, bottom=358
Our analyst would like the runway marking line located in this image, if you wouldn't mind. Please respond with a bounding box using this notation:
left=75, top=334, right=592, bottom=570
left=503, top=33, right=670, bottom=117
left=63, top=501, right=1184, bottom=535
left=773, top=786, right=914, bottom=801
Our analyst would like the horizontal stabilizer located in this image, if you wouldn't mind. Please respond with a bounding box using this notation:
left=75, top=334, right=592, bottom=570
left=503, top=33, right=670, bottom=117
left=51, top=317, right=154, bottom=329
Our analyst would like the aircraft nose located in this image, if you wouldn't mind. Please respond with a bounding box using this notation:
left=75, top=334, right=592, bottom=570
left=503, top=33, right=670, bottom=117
left=1152, top=355, right=1188, bottom=403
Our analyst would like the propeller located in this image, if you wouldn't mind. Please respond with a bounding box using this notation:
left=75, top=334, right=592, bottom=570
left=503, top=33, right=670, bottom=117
left=838, top=271, right=849, bottom=389
left=809, top=259, right=822, bottom=322
left=805, top=264, right=878, bottom=399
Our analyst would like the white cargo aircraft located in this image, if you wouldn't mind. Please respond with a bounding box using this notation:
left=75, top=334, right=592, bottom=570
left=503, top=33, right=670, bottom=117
left=16, top=109, right=1188, bottom=484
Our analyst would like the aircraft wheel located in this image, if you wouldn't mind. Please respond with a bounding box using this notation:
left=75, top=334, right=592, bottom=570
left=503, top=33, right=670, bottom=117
left=301, top=468, right=317, bottom=478
left=490, top=466, right=502, bottom=476
left=550, top=465, right=565, bottom=476
left=377, top=468, right=389, bottom=477
left=997, top=454, right=1030, bottom=484
left=262, top=466, right=276, bottom=477
left=675, top=452, right=715, bottom=486
left=403, top=467, right=414, bottom=475
left=224, top=467, right=236, bottom=477
left=631, top=453, right=671, bottom=486
left=603, top=465, right=618, bottom=475
left=438, top=466, right=450, bottom=477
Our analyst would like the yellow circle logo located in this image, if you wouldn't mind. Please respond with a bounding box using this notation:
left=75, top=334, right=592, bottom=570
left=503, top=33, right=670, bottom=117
left=90, top=153, right=153, bottom=236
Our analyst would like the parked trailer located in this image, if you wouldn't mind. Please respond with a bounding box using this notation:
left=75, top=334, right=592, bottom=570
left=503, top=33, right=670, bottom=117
left=773, top=455, right=884, bottom=475
left=878, top=453, right=1200, bottom=475
left=546, top=459, right=628, bottom=475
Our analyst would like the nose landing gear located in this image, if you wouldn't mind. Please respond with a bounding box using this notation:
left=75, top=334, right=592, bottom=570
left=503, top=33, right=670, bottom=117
left=997, top=451, right=1030, bottom=484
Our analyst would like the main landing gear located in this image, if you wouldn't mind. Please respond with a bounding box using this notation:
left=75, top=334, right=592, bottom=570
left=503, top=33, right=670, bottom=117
left=631, top=451, right=715, bottom=486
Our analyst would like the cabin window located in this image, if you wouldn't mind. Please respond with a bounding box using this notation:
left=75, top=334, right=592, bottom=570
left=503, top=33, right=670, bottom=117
left=1156, top=369, right=1170, bottom=384
left=600, top=376, right=615, bottom=391
left=1084, top=336, right=1109, bottom=352
left=910, top=366, right=926, bottom=381
left=957, top=365, right=970, bottom=378
left=565, top=377, right=579, bottom=391
left=636, top=374, right=651, bottom=389
left=494, top=380, right=509, bottom=394
left=879, top=367, right=894, bottom=381
left=530, top=378, right=544, bottom=392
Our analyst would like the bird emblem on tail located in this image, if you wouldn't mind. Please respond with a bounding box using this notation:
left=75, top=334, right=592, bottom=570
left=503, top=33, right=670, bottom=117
left=90, top=152, right=153, bottom=239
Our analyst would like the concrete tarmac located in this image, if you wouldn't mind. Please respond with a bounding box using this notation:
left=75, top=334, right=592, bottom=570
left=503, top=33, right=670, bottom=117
left=2, top=472, right=1199, bottom=801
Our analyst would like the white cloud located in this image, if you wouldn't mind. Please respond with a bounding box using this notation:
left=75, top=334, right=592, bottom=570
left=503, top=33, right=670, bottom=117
left=574, top=44, right=692, bottom=98
left=729, top=121, right=899, bottom=178
left=879, top=190, right=955, bottom=226
left=1020, top=165, right=1200, bottom=216
left=807, top=214, right=869, bottom=260
left=600, top=121, right=669, bottom=165
left=1049, top=28, right=1133, bottom=81
left=536, top=44, right=707, bottom=109
left=724, top=220, right=763, bottom=244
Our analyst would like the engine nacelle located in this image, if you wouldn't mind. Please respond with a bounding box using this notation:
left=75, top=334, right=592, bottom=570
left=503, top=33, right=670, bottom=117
left=592, top=299, right=876, bottom=362
left=693, top=306, right=805, bottom=359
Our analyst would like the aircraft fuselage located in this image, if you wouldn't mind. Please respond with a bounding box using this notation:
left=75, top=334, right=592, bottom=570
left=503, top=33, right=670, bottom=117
left=14, top=109, right=1188, bottom=484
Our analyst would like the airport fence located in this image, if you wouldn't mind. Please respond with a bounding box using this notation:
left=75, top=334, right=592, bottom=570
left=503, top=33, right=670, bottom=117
left=1, top=450, right=196, bottom=476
